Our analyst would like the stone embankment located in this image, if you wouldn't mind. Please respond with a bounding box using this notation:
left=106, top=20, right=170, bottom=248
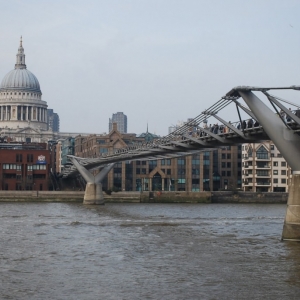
left=0, top=190, right=288, bottom=203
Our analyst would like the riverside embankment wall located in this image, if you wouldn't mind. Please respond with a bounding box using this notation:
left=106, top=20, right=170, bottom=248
left=211, top=191, right=288, bottom=204
left=0, top=190, right=288, bottom=203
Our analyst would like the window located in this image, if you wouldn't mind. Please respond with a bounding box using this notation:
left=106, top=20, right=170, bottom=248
left=167, top=169, right=171, bottom=175
left=27, top=154, right=33, bottom=163
left=178, top=169, right=186, bottom=175
left=227, top=171, right=231, bottom=176
left=203, top=160, right=210, bottom=166
left=16, top=154, right=23, bottom=162
left=227, top=154, right=231, bottom=159
left=273, top=161, right=278, bottom=167
left=192, top=159, right=200, bottom=165
left=192, top=169, right=200, bottom=175
left=221, top=154, right=226, bottom=159
left=273, top=178, right=278, bottom=183
left=281, top=179, right=286, bottom=184
left=281, top=170, right=286, bottom=175
left=227, top=162, right=231, bottom=168
left=257, top=170, right=268, bottom=176
left=281, top=162, right=286, bottom=167
left=273, top=170, right=278, bottom=175
left=256, top=146, right=268, bottom=159
left=222, top=171, right=226, bottom=176
left=221, top=162, right=226, bottom=168
left=136, top=168, right=140, bottom=174
left=270, top=145, right=274, bottom=150
left=3, top=164, right=16, bottom=170
left=32, top=165, right=46, bottom=170
left=161, top=160, right=165, bottom=165
left=100, top=148, right=108, bottom=154
left=177, top=158, right=185, bottom=165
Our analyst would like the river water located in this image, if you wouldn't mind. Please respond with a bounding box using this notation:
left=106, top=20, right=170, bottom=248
left=1, top=202, right=300, bottom=300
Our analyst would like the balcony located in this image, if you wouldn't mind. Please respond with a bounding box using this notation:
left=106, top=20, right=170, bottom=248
left=255, top=165, right=270, bottom=169
left=244, top=182, right=253, bottom=186
left=256, top=155, right=270, bottom=161
left=256, top=181, right=271, bottom=186
left=255, top=174, right=270, bottom=178
left=244, top=156, right=253, bottom=160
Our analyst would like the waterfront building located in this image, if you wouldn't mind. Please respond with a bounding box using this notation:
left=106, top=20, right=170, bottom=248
left=242, top=142, right=291, bottom=192
left=0, top=142, right=51, bottom=190
left=109, top=112, right=127, bottom=133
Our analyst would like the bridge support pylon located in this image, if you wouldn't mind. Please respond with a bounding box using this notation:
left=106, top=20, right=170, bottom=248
left=238, top=90, right=300, bottom=241
left=282, top=173, right=300, bottom=241
left=69, top=157, right=115, bottom=205
left=84, top=182, right=105, bottom=205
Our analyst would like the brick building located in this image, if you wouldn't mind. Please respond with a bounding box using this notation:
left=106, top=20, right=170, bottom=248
left=0, top=142, right=51, bottom=190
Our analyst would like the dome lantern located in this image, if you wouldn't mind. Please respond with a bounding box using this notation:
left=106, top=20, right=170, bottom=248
left=15, top=36, right=26, bottom=69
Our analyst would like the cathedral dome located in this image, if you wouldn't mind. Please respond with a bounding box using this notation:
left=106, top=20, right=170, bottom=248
left=0, top=37, right=41, bottom=93
left=0, top=68, right=41, bottom=93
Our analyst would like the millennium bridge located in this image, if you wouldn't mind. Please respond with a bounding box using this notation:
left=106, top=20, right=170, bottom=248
left=61, top=86, right=300, bottom=240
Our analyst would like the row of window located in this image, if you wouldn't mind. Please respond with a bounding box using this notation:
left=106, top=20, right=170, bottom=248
left=2, top=164, right=46, bottom=170
left=244, top=178, right=287, bottom=184
left=3, top=174, right=46, bottom=179
left=273, top=170, right=287, bottom=175
left=1, top=92, right=39, bottom=97
left=244, top=161, right=287, bottom=167
left=15, top=154, right=34, bottom=163
left=243, top=145, right=276, bottom=151
left=244, top=170, right=287, bottom=175
left=221, top=162, right=231, bottom=168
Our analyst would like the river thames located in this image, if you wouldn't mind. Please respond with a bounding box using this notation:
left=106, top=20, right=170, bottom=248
left=1, top=202, right=300, bottom=299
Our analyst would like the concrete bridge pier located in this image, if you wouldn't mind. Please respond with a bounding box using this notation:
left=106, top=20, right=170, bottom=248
left=69, top=157, right=115, bottom=205
left=84, top=182, right=105, bottom=205
left=282, top=173, right=300, bottom=241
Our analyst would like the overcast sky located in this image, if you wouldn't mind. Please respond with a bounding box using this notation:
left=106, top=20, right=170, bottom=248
left=0, top=0, right=299, bottom=136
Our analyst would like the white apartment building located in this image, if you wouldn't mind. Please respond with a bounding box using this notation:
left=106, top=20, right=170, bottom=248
left=242, top=142, right=291, bottom=192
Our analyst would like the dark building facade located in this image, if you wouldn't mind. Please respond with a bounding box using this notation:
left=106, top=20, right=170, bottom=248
left=47, top=109, right=60, bottom=132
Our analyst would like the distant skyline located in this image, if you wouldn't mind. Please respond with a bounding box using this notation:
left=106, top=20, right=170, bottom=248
left=0, top=0, right=299, bottom=136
